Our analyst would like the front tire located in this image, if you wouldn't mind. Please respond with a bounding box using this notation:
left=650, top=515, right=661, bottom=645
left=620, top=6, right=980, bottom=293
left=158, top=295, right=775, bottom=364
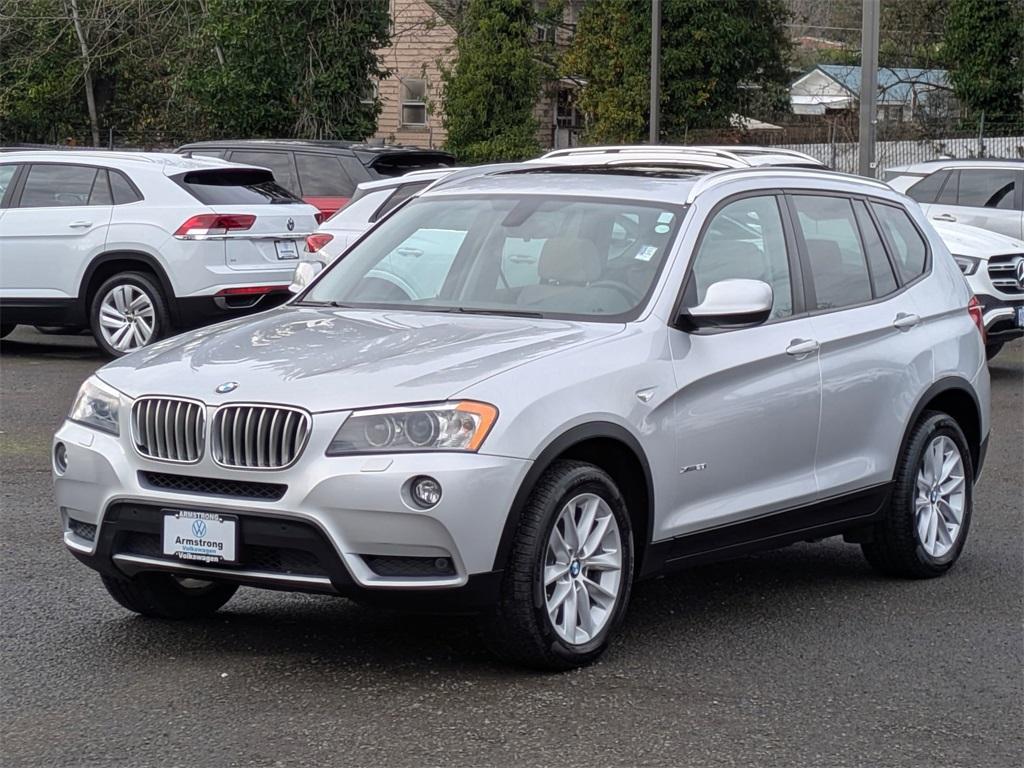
left=481, top=460, right=634, bottom=670
left=101, top=573, right=237, bottom=619
left=861, top=411, right=973, bottom=578
left=90, top=271, right=170, bottom=357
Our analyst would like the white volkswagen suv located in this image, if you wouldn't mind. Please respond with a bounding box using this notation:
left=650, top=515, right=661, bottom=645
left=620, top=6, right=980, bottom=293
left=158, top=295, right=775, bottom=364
left=0, top=151, right=318, bottom=355
left=53, top=164, right=990, bottom=669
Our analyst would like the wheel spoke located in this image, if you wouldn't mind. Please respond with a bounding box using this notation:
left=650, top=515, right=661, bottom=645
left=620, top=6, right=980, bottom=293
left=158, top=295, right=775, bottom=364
left=581, top=513, right=611, bottom=559
left=938, top=451, right=959, bottom=483
left=939, top=474, right=964, bottom=496
left=134, top=316, right=153, bottom=341
left=934, top=516, right=953, bottom=548
left=548, top=579, right=571, bottom=612
left=575, top=496, right=599, bottom=551
left=936, top=497, right=962, bottom=526
left=581, top=575, right=616, bottom=608
left=562, top=582, right=578, bottom=644
left=575, top=582, right=594, bottom=638
left=561, top=505, right=580, bottom=552
left=925, top=504, right=939, bottom=552
left=917, top=506, right=933, bottom=549
left=545, top=563, right=570, bottom=586
left=584, top=549, right=620, bottom=571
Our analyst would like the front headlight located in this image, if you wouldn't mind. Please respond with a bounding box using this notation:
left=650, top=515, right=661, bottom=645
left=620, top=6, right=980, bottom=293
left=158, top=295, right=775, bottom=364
left=326, top=401, right=498, bottom=455
left=952, top=254, right=982, bottom=276
left=69, top=376, right=121, bottom=435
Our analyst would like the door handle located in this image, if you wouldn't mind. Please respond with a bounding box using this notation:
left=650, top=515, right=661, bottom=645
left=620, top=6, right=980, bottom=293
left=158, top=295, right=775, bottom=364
left=932, top=213, right=957, bottom=223
left=68, top=220, right=92, bottom=228
left=893, top=312, right=921, bottom=331
left=786, top=338, right=820, bottom=357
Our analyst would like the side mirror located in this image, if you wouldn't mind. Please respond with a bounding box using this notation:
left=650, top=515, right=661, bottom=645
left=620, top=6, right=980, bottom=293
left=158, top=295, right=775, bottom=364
left=289, top=259, right=325, bottom=294
left=679, top=279, right=773, bottom=330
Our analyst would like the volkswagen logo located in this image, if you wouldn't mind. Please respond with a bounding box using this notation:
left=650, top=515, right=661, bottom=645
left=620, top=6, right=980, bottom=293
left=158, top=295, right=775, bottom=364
left=216, top=381, right=238, bottom=394
left=1016, top=258, right=1024, bottom=289
left=286, top=217, right=295, bottom=232
left=192, top=519, right=207, bottom=538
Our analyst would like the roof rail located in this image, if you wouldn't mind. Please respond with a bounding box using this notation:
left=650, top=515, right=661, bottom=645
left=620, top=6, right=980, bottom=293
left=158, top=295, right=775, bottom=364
left=685, top=166, right=891, bottom=204
left=698, top=145, right=823, bottom=163
left=541, top=145, right=753, bottom=163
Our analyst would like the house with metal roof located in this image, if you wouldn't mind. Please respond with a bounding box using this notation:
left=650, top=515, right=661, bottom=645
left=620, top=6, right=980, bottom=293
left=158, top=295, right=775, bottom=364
left=790, top=64, right=956, bottom=123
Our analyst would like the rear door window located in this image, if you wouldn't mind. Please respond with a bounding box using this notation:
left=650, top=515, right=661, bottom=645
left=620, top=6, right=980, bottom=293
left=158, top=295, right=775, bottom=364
left=295, top=153, right=355, bottom=197
left=174, top=169, right=305, bottom=206
left=853, top=200, right=898, bottom=296
left=954, top=169, right=1018, bottom=210
left=227, top=150, right=299, bottom=193
left=870, top=202, right=929, bottom=283
left=19, top=164, right=99, bottom=208
left=792, top=195, right=873, bottom=310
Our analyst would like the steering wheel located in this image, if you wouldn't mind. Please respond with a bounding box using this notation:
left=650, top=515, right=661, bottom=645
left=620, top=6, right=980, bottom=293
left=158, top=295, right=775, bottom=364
left=587, top=280, right=642, bottom=305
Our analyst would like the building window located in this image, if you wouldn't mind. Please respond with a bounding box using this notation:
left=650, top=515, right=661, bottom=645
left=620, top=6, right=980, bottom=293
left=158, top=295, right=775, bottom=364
left=361, top=80, right=378, bottom=106
left=400, top=78, right=427, bottom=126
left=535, top=24, right=554, bottom=43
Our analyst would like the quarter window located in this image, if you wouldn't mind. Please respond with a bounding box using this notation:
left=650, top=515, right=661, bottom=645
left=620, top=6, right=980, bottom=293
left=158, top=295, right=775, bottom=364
left=689, top=195, right=794, bottom=320
left=295, top=153, right=353, bottom=197
left=792, top=195, right=873, bottom=310
left=19, top=164, right=99, bottom=208
left=906, top=170, right=949, bottom=204
left=871, top=203, right=928, bottom=282
left=954, top=169, right=1017, bottom=210
left=109, top=171, right=142, bottom=204
left=0, top=164, right=18, bottom=200
left=88, top=170, right=113, bottom=206
left=400, top=78, right=428, bottom=126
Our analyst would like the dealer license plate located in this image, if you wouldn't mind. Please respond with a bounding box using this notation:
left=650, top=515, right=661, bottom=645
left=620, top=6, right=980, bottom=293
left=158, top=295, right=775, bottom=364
left=162, top=511, right=237, bottom=564
left=275, top=240, right=299, bottom=260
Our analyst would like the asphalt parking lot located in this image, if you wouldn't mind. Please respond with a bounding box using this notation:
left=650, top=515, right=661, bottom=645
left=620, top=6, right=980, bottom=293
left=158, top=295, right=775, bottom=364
left=1, top=326, right=1021, bottom=768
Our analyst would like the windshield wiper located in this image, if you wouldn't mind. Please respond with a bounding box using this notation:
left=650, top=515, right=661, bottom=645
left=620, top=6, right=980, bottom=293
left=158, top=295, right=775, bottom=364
left=448, top=307, right=545, bottom=318
left=295, top=300, right=353, bottom=308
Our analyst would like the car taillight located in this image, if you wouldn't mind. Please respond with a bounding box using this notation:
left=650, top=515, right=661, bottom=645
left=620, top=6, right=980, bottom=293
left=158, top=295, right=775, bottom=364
left=305, top=233, right=334, bottom=253
left=174, top=214, right=256, bottom=238
left=214, top=285, right=289, bottom=297
left=967, top=295, right=985, bottom=343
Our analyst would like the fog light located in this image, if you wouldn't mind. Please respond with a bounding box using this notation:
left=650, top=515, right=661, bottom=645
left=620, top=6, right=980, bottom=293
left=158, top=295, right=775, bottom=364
left=410, top=476, right=442, bottom=508
left=54, top=442, right=68, bottom=475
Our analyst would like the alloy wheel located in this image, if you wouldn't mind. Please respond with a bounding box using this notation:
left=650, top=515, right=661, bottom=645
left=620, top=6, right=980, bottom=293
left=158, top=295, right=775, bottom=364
left=915, top=435, right=966, bottom=558
left=98, top=283, right=156, bottom=353
left=543, top=492, right=623, bottom=645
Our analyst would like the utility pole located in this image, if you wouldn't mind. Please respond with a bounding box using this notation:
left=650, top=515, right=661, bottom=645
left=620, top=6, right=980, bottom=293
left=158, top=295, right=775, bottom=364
left=649, top=0, right=661, bottom=145
left=858, top=0, right=880, bottom=177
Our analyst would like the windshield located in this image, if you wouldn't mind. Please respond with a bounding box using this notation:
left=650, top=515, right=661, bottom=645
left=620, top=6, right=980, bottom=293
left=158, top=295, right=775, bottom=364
left=301, top=194, right=684, bottom=320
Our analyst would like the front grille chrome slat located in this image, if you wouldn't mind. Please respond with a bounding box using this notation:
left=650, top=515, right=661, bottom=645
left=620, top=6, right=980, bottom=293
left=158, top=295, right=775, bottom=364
left=212, top=404, right=311, bottom=470
left=131, top=397, right=205, bottom=464
left=987, top=254, right=1024, bottom=296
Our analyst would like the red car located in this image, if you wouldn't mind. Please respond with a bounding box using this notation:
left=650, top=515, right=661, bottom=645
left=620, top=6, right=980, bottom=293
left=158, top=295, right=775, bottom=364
left=177, top=140, right=455, bottom=220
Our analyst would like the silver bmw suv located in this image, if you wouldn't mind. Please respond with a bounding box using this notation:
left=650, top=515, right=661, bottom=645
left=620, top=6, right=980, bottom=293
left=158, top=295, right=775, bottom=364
left=53, top=164, right=991, bottom=669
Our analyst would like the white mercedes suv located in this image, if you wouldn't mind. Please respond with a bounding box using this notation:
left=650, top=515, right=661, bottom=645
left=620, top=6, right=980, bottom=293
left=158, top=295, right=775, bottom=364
left=53, top=163, right=990, bottom=669
left=0, top=151, right=318, bottom=355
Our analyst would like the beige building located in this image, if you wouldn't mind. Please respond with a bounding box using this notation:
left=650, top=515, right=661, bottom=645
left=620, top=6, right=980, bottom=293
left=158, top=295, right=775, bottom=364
left=373, top=0, right=584, bottom=151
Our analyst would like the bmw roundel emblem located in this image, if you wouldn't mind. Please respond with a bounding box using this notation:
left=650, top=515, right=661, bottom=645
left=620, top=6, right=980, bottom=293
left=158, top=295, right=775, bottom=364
left=287, top=217, right=295, bottom=232
left=216, top=381, right=238, bottom=394
left=192, top=519, right=207, bottom=538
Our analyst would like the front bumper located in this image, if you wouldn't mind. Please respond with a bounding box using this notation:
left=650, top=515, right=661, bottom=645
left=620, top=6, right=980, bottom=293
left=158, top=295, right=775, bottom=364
left=53, top=420, right=530, bottom=605
left=974, top=292, right=1023, bottom=344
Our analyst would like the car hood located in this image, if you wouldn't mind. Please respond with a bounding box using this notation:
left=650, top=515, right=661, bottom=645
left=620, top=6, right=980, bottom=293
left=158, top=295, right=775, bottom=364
left=98, top=307, right=622, bottom=412
left=932, top=221, right=1024, bottom=257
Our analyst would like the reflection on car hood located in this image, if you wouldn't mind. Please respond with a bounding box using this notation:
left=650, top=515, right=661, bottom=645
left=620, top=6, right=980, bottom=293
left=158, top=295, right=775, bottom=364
left=931, top=221, right=1024, bottom=257
left=98, top=307, right=622, bottom=412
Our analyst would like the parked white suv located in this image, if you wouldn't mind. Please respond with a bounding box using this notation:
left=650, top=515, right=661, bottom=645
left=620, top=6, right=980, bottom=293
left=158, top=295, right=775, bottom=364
left=54, top=164, right=990, bottom=669
left=885, top=159, right=1023, bottom=240
left=930, top=220, right=1024, bottom=358
left=0, top=151, right=319, bottom=355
